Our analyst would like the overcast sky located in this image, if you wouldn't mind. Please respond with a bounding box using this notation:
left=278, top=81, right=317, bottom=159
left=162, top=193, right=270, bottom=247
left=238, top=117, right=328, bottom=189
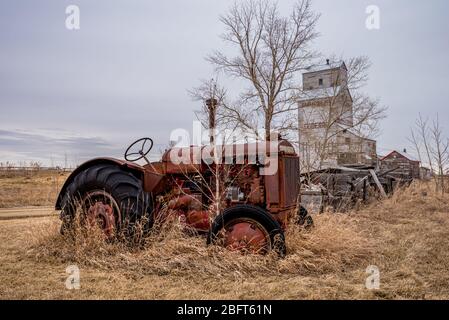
left=1, top=0, right=448, bottom=167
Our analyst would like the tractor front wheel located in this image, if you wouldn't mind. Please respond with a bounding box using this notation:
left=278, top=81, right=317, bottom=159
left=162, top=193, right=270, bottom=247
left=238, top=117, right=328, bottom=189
left=207, top=205, right=286, bottom=256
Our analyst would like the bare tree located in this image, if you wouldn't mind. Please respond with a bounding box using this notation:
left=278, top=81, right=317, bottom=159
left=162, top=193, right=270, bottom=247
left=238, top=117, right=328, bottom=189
left=207, top=0, right=320, bottom=140
left=190, top=79, right=245, bottom=213
left=409, top=114, right=449, bottom=193
left=430, top=115, right=449, bottom=193
left=409, top=114, right=436, bottom=174
left=408, top=128, right=423, bottom=164
left=189, top=78, right=226, bottom=134
left=196, top=1, right=385, bottom=176
left=416, top=114, right=434, bottom=172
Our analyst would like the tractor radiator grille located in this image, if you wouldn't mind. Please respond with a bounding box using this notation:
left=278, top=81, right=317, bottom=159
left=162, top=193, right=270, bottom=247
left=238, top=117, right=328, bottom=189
left=283, top=157, right=300, bottom=207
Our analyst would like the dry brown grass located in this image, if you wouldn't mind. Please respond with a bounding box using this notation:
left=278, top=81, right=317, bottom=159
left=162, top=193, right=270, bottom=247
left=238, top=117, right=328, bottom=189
left=0, top=170, right=69, bottom=208
left=1, top=181, right=448, bottom=299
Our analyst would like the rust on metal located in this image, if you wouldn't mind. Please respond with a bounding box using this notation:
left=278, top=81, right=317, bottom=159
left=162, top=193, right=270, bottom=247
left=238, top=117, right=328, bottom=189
left=222, top=218, right=270, bottom=254
left=57, top=137, right=304, bottom=254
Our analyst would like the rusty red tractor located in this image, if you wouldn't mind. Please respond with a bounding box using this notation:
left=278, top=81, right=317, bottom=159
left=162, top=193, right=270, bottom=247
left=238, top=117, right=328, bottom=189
left=56, top=138, right=312, bottom=255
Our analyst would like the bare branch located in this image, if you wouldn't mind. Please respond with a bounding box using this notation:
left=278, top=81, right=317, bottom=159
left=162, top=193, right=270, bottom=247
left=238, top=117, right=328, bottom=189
left=206, top=0, right=320, bottom=140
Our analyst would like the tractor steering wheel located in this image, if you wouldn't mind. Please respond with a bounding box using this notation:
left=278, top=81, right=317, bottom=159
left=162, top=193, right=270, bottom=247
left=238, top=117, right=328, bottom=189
left=124, top=137, right=153, bottom=162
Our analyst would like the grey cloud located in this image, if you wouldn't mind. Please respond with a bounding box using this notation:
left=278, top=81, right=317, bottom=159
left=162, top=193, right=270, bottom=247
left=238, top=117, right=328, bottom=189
left=0, top=129, right=121, bottom=166
left=0, top=129, right=167, bottom=166
left=0, top=0, right=448, bottom=163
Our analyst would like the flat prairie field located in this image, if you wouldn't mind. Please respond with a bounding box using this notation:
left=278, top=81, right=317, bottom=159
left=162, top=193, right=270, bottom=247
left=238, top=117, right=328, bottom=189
left=0, top=173, right=448, bottom=299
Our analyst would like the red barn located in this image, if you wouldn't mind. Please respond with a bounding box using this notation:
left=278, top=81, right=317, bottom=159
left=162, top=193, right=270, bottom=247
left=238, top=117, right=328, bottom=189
left=380, top=149, right=420, bottom=180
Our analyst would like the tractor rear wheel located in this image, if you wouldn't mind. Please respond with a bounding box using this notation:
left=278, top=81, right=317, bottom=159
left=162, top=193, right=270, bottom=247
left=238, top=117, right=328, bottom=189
left=60, top=164, right=152, bottom=237
left=207, top=205, right=286, bottom=256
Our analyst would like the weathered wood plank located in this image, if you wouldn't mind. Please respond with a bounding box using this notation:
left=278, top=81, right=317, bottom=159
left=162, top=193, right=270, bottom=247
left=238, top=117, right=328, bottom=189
left=369, top=169, right=387, bottom=198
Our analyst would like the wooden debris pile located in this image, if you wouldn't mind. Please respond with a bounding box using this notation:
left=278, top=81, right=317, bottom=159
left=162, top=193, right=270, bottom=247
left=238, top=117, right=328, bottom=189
left=301, top=165, right=411, bottom=213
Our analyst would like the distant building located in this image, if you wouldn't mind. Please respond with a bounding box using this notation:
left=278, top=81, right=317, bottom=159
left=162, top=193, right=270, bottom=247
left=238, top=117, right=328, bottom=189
left=419, top=166, right=432, bottom=180
left=298, top=60, right=377, bottom=170
left=380, top=149, right=420, bottom=179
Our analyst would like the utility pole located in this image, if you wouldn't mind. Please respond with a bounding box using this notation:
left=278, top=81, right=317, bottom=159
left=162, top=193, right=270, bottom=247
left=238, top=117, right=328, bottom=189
left=298, top=101, right=302, bottom=156
left=205, top=96, right=220, bottom=217
left=205, top=98, right=218, bottom=145
left=297, top=100, right=303, bottom=208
